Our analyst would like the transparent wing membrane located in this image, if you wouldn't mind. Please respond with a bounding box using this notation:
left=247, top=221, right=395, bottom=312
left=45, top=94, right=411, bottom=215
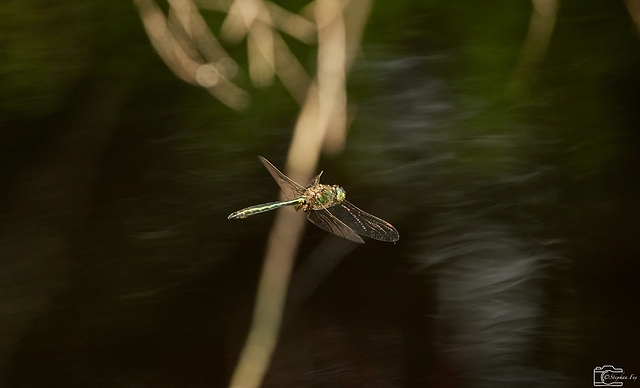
left=327, top=201, right=399, bottom=242
left=229, top=157, right=399, bottom=243
left=258, top=156, right=305, bottom=200
left=307, top=209, right=364, bottom=244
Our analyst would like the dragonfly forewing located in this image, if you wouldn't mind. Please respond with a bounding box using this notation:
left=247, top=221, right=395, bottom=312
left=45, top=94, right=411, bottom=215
left=327, top=200, right=399, bottom=242
left=230, top=156, right=399, bottom=243
left=258, top=156, right=305, bottom=201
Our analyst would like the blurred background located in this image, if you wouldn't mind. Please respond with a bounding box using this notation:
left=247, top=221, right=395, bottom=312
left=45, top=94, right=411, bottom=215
left=1, top=0, right=639, bottom=387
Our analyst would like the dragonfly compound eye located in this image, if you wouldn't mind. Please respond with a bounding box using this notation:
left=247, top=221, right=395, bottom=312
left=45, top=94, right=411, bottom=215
left=228, top=157, right=399, bottom=243
left=335, top=187, right=346, bottom=203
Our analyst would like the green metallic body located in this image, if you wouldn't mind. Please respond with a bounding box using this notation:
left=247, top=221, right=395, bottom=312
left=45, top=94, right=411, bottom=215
left=228, top=198, right=305, bottom=219
left=227, top=156, right=399, bottom=243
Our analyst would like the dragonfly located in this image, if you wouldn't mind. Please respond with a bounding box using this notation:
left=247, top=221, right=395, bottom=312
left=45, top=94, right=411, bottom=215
left=228, top=156, right=399, bottom=244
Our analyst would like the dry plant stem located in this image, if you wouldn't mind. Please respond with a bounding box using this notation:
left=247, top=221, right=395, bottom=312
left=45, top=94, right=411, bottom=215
left=136, top=0, right=371, bottom=386
left=315, top=0, right=347, bottom=154
left=506, top=0, right=558, bottom=101
left=227, top=83, right=325, bottom=388
left=272, top=33, right=311, bottom=103
left=134, top=0, right=199, bottom=82
left=134, top=0, right=250, bottom=110
left=626, top=0, right=640, bottom=35
left=247, top=20, right=276, bottom=87
left=228, top=208, right=306, bottom=388
left=170, top=0, right=233, bottom=64
left=228, top=1, right=370, bottom=386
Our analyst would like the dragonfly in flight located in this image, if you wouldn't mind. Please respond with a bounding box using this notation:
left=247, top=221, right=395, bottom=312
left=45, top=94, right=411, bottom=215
left=228, top=156, right=399, bottom=243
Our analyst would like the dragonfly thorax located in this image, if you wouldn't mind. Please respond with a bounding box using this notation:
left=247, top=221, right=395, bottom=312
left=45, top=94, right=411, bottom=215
left=298, top=184, right=345, bottom=212
left=228, top=157, right=399, bottom=243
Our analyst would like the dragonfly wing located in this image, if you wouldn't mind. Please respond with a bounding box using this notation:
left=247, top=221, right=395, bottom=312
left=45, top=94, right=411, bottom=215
left=307, top=209, right=365, bottom=244
left=328, top=200, right=399, bottom=242
left=259, top=156, right=305, bottom=200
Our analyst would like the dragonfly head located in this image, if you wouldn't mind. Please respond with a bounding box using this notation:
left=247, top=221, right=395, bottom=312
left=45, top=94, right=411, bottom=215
left=334, top=186, right=346, bottom=204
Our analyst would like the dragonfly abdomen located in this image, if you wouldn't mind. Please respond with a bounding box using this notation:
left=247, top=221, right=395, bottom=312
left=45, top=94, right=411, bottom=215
left=228, top=157, right=399, bottom=243
left=228, top=197, right=305, bottom=219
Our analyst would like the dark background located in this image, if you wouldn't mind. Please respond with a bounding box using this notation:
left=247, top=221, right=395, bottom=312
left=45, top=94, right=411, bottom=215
left=1, top=1, right=639, bottom=387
